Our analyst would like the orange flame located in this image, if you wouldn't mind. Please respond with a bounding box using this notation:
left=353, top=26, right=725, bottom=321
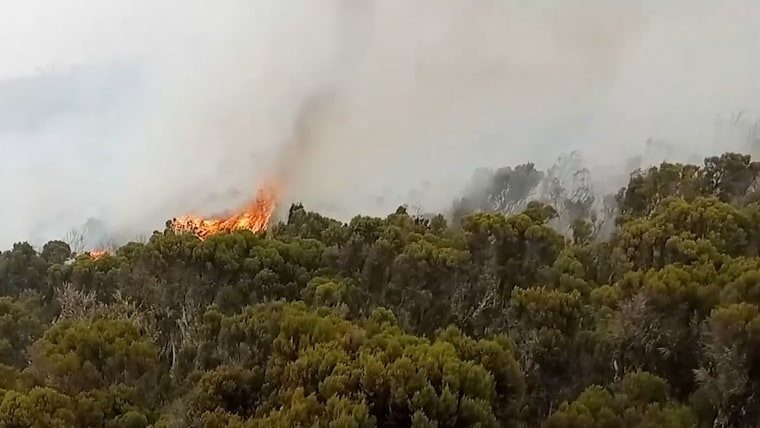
left=86, top=180, right=280, bottom=260
left=88, top=249, right=107, bottom=260
left=170, top=180, right=280, bottom=240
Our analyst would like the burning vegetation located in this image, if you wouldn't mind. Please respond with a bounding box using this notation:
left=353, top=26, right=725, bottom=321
left=88, top=180, right=280, bottom=259
left=87, top=249, right=108, bottom=260
left=170, top=181, right=280, bottom=240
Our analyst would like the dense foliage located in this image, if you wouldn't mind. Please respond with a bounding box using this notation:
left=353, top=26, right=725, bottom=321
left=3, top=152, right=760, bottom=427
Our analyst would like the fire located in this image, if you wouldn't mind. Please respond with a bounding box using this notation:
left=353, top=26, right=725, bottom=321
left=88, top=249, right=107, bottom=260
left=170, top=180, right=280, bottom=240
left=85, top=180, right=280, bottom=260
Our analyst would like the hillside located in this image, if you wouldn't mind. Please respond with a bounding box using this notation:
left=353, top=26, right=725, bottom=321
left=2, top=152, right=760, bottom=427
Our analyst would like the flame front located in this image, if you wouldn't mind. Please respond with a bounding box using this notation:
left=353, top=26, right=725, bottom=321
left=86, top=180, right=280, bottom=260
left=170, top=181, right=280, bottom=240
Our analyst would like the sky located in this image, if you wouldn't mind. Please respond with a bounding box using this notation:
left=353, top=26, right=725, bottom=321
left=1, top=0, right=759, bottom=248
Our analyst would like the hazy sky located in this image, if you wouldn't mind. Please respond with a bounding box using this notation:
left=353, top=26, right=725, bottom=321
left=1, top=1, right=760, bottom=247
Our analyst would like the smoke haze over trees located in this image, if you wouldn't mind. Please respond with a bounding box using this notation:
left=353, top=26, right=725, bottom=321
left=4, top=3, right=760, bottom=425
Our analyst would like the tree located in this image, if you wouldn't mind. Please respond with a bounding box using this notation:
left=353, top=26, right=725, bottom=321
left=546, top=372, right=697, bottom=427
left=4, top=150, right=760, bottom=426
left=29, top=318, right=160, bottom=396
left=41, top=240, right=72, bottom=264
left=0, top=297, right=44, bottom=368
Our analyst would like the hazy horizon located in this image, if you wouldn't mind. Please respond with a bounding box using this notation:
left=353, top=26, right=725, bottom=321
left=2, top=0, right=760, bottom=249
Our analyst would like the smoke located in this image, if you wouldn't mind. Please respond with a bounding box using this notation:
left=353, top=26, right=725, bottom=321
left=1, top=0, right=760, bottom=247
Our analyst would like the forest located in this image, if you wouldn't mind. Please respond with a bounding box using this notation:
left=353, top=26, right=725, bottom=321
left=2, top=151, right=760, bottom=427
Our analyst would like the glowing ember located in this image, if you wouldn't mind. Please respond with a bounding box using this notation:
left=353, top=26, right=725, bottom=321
left=170, top=180, right=280, bottom=240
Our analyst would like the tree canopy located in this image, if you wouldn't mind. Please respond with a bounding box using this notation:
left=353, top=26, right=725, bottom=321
left=3, top=151, right=760, bottom=427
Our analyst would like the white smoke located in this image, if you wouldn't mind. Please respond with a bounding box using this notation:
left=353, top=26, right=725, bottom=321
left=0, top=0, right=759, bottom=247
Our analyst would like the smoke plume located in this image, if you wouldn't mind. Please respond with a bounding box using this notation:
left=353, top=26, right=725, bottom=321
left=1, top=0, right=759, bottom=247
